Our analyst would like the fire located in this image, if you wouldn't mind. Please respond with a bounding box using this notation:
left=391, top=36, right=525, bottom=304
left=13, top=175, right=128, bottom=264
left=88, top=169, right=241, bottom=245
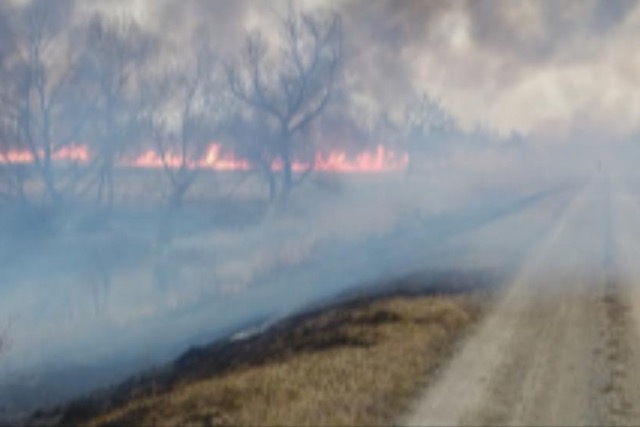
left=52, top=145, right=90, bottom=163
left=0, top=149, right=33, bottom=164
left=310, top=145, right=408, bottom=173
left=0, top=143, right=408, bottom=173
left=0, top=145, right=89, bottom=164
left=127, top=149, right=183, bottom=169
left=253, top=145, right=408, bottom=173
left=128, top=144, right=252, bottom=171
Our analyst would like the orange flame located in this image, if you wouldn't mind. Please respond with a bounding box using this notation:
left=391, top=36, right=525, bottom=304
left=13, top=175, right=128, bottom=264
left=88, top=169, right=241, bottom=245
left=0, top=145, right=89, bottom=164
left=0, top=143, right=408, bottom=173
left=311, top=145, right=408, bottom=173
left=0, top=149, right=34, bottom=164
left=127, top=144, right=252, bottom=171
left=201, top=144, right=252, bottom=171
left=52, top=145, right=90, bottom=163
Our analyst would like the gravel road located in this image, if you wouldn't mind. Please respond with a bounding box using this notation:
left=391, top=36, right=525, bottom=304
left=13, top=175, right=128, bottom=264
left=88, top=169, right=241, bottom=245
left=404, top=172, right=640, bottom=426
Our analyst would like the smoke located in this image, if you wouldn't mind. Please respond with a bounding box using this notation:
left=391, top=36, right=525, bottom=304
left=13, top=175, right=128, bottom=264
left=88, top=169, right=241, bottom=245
left=331, top=0, right=640, bottom=136
left=151, top=0, right=249, bottom=54
left=37, top=0, right=640, bottom=137
left=0, top=0, right=639, bottom=421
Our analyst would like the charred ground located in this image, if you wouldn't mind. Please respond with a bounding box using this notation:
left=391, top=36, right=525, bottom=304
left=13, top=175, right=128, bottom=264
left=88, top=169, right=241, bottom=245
left=27, top=269, right=496, bottom=427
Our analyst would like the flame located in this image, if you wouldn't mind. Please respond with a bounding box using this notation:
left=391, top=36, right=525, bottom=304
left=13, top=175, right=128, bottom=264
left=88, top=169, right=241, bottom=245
left=200, top=144, right=251, bottom=171
left=0, top=143, right=407, bottom=173
left=0, top=145, right=89, bottom=164
left=0, top=149, right=34, bottom=164
left=52, top=145, right=90, bottom=163
left=127, top=149, right=184, bottom=169
left=311, top=145, right=408, bottom=173
left=128, top=144, right=252, bottom=171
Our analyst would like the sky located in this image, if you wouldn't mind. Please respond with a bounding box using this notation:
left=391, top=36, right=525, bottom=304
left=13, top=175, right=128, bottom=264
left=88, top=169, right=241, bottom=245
left=9, top=0, right=640, bottom=141
left=2, top=1, right=639, bottom=412
left=131, top=0, right=640, bottom=141
left=338, top=0, right=640, bottom=140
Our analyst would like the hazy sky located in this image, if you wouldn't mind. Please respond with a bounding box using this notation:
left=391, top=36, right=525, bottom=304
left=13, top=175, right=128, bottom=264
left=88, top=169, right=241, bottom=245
left=13, top=0, right=640, bottom=141
left=335, top=0, right=640, bottom=141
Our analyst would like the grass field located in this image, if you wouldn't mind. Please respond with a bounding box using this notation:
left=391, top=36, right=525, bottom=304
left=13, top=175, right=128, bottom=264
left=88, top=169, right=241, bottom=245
left=0, top=166, right=538, bottom=423
left=47, top=284, right=489, bottom=427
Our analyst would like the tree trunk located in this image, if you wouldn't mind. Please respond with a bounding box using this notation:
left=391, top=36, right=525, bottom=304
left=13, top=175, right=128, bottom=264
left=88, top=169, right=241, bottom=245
left=158, top=174, right=192, bottom=246
left=105, top=104, right=116, bottom=208
left=259, top=161, right=277, bottom=202
left=96, top=149, right=114, bottom=208
left=42, top=156, right=58, bottom=205
left=106, top=163, right=114, bottom=207
left=96, top=164, right=105, bottom=204
left=267, top=170, right=277, bottom=201
left=281, top=140, right=293, bottom=197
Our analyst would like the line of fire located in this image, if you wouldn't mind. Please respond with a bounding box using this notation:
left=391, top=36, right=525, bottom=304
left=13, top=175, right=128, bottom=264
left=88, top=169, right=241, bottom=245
left=0, top=143, right=409, bottom=173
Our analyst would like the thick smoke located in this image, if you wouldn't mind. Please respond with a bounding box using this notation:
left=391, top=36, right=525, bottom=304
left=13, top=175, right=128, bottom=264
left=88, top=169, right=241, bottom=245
left=332, top=0, right=640, bottom=136
left=72, top=0, right=640, bottom=136
left=0, top=0, right=638, bottom=422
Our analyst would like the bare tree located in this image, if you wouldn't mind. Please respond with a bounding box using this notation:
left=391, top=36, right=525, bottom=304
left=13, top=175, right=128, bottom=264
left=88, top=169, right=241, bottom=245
left=0, top=0, right=18, bottom=194
left=222, top=113, right=280, bottom=200
left=78, top=15, right=155, bottom=208
left=140, top=46, right=227, bottom=244
left=0, top=65, right=29, bottom=205
left=1, top=0, right=81, bottom=206
left=228, top=8, right=342, bottom=200
left=404, top=93, right=457, bottom=173
left=17, top=0, right=71, bottom=203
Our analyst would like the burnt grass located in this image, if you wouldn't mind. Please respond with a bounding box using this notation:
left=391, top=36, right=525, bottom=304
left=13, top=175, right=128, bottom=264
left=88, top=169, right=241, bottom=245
left=26, top=268, right=498, bottom=427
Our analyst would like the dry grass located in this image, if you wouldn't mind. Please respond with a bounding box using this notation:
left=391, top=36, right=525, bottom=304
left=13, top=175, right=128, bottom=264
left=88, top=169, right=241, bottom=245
left=66, top=292, right=486, bottom=427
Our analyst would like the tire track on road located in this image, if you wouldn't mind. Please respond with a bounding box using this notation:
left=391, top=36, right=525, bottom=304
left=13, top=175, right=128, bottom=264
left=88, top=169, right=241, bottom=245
left=403, top=179, right=597, bottom=426
left=403, top=173, right=640, bottom=426
left=599, top=173, right=640, bottom=426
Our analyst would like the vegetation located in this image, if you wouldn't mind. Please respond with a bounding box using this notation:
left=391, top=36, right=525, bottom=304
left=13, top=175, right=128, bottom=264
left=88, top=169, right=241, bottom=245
left=227, top=10, right=342, bottom=199
left=0, top=0, right=345, bottom=211
left=0, top=0, right=476, bottom=218
left=51, top=287, right=488, bottom=426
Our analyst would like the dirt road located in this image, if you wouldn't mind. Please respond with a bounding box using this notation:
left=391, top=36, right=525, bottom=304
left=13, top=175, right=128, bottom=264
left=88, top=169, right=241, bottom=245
left=403, top=173, right=640, bottom=426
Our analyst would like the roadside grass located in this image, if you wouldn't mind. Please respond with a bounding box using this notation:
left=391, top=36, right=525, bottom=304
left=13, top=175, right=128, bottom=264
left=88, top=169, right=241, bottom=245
left=67, top=291, right=487, bottom=427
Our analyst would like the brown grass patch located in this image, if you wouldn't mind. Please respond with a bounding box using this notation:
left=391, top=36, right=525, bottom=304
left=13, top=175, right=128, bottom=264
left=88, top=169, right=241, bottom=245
left=57, top=293, right=487, bottom=427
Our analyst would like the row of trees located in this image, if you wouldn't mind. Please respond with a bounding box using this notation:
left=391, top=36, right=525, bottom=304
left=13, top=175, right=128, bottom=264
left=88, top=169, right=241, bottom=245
left=0, top=1, right=468, bottom=227
left=0, top=0, right=346, bottom=212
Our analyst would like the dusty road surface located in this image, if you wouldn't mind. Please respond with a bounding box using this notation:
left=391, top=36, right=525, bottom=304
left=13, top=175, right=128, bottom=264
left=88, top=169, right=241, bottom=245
left=403, top=173, right=640, bottom=426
